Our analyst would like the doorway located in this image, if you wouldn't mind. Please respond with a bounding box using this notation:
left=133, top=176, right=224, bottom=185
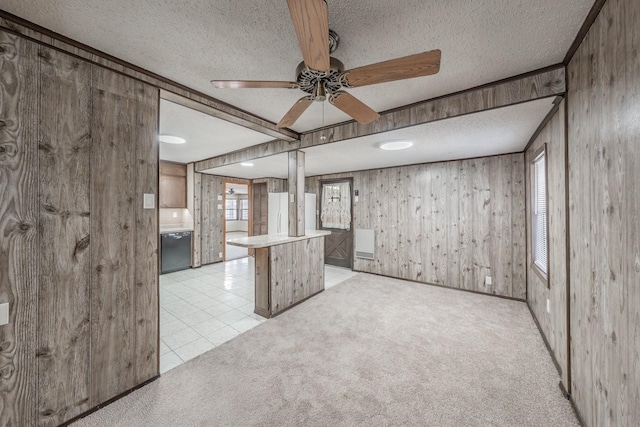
left=223, top=180, right=251, bottom=261
left=320, top=179, right=353, bottom=268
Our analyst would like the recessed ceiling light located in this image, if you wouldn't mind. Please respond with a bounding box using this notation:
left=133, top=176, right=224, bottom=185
left=379, top=140, right=413, bottom=150
left=240, top=162, right=254, bottom=167
left=159, top=134, right=186, bottom=144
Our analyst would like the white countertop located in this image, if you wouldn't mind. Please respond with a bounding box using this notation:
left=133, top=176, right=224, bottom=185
left=160, top=227, right=194, bottom=234
left=226, top=230, right=331, bottom=248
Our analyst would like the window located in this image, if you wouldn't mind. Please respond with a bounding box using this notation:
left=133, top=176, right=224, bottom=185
left=532, top=146, right=548, bottom=281
left=225, top=199, right=238, bottom=220
left=240, top=199, right=249, bottom=221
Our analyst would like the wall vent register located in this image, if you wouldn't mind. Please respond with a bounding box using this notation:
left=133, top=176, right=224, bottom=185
left=355, top=229, right=375, bottom=259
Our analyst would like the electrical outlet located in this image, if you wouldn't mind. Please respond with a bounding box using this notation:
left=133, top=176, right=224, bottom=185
left=172, top=211, right=178, bottom=218
left=546, top=299, right=550, bottom=313
left=218, top=252, right=223, bottom=258
left=485, top=276, right=492, bottom=286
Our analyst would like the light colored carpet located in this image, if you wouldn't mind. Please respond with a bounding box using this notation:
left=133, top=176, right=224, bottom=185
left=75, top=274, right=578, bottom=427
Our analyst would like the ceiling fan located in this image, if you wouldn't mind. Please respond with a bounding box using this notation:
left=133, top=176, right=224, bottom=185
left=211, top=0, right=441, bottom=129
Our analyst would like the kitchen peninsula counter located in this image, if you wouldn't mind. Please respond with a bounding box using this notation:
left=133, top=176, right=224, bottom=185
left=227, top=230, right=330, bottom=318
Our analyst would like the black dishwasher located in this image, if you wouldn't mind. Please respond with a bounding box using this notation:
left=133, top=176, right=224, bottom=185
left=160, top=232, right=192, bottom=274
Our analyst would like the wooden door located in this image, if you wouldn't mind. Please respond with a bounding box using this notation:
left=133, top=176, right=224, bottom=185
left=320, top=179, right=353, bottom=268
left=252, top=183, right=268, bottom=236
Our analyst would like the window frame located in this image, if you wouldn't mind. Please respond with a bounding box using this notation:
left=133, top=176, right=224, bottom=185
left=531, top=144, right=549, bottom=286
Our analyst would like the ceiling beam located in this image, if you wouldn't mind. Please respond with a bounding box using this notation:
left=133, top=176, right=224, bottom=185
left=160, top=91, right=298, bottom=141
left=196, top=139, right=300, bottom=172
left=195, top=65, right=565, bottom=172
left=301, top=65, right=565, bottom=147
left=0, top=11, right=298, bottom=142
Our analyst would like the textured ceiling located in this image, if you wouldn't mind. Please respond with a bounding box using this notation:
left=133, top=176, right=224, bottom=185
left=3, top=0, right=592, bottom=132
left=159, top=99, right=272, bottom=163
left=201, top=97, right=556, bottom=179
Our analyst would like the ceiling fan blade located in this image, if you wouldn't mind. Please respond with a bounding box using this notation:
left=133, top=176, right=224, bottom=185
left=286, top=0, right=330, bottom=72
left=329, top=91, right=380, bottom=125
left=344, top=49, right=441, bottom=88
left=277, top=96, right=314, bottom=128
left=211, top=80, right=299, bottom=89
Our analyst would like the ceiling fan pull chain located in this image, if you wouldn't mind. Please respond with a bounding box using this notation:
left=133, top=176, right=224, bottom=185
left=321, top=102, right=326, bottom=140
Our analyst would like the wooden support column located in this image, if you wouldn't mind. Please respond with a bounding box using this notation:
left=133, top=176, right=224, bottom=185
left=288, top=150, right=305, bottom=237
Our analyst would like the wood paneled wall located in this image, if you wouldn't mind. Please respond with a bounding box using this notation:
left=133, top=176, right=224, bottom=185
left=525, top=101, right=569, bottom=388
left=270, top=237, right=325, bottom=315
left=0, top=30, right=159, bottom=426
left=306, top=153, right=526, bottom=299
left=192, top=173, right=253, bottom=266
left=200, top=174, right=225, bottom=265
left=0, top=29, right=38, bottom=427
left=252, top=177, right=287, bottom=193
left=567, top=0, right=640, bottom=424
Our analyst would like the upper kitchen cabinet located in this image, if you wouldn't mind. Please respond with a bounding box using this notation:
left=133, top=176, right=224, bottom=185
left=160, top=161, right=187, bottom=208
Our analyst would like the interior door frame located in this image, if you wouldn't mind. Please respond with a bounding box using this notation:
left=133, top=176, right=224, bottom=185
left=222, top=179, right=251, bottom=261
left=319, top=177, right=354, bottom=269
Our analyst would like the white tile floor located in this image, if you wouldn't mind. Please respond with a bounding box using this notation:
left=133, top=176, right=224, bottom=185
left=160, top=258, right=358, bottom=373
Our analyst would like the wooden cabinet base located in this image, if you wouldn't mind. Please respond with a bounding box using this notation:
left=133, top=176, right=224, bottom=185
left=252, top=236, right=325, bottom=318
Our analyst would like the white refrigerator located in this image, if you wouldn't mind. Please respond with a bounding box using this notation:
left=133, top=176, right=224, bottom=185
left=268, top=192, right=317, bottom=234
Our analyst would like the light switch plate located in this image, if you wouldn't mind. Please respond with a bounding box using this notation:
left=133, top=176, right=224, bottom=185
left=485, top=276, right=492, bottom=285
left=217, top=204, right=222, bottom=210
left=217, top=195, right=222, bottom=201
left=289, top=194, right=295, bottom=203
left=218, top=252, right=223, bottom=258
left=0, top=303, right=9, bottom=326
left=143, top=193, right=155, bottom=209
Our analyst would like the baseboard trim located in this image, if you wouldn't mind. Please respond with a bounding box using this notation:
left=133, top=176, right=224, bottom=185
left=60, top=374, right=160, bottom=426
left=271, top=289, right=324, bottom=317
left=352, top=270, right=526, bottom=302
left=526, top=302, right=563, bottom=377
left=558, top=381, right=585, bottom=427
left=566, top=391, right=586, bottom=427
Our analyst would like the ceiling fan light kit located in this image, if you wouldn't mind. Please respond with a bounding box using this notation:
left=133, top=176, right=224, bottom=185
left=210, top=0, right=441, bottom=129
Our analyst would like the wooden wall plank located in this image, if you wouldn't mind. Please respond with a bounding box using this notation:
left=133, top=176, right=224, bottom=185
left=90, top=66, right=137, bottom=405
left=458, top=160, right=473, bottom=291
left=132, top=83, right=159, bottom=385
left=567, top=0, right=639, bottom=424
left=305, top=153, right=526, bottom=299
left=36, top=46, right=92, bottom=426
left=471, top=158, right=492, bottom=294
left=287, top=151, right=305, bottom=237
left=626, top=0, right=640, bottom=422
left=510, top=154, right=527, bottom=299
left=192, top=172, right=202, bottom=267
left=200, top=174, right=223, bottom=264
left=0, top=30, right=38, bottom=427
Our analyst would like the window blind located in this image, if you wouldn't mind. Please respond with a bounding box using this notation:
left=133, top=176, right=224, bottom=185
left=225, top=199, right=238, bottom=220
left=533, top=154, right=547, bottom=274
left=240, top=199, right=249, bottom=221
